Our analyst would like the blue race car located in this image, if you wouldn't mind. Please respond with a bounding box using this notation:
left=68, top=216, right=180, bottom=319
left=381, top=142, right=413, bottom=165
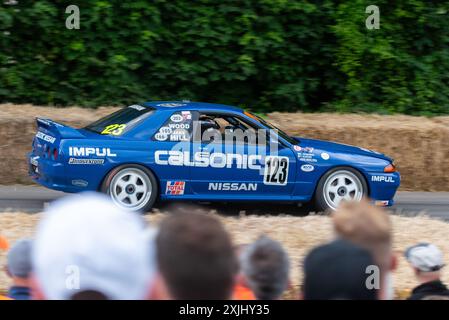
left=28, top=101, right=400, bottom=212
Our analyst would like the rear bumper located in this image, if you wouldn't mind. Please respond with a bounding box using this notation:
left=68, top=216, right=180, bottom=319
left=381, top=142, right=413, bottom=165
left=28, top=152, right=79, bottom=193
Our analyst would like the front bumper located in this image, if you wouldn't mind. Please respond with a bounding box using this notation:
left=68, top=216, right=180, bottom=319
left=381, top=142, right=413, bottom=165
left=373, top=199, right=394, bottom=207
left=366, top=171, right=401, bottom=207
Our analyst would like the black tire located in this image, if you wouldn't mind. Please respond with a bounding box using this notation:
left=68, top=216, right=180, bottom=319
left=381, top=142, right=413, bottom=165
left=101, top=164, right=158, bottom=213
left=313, top=166, right=368, bottom=213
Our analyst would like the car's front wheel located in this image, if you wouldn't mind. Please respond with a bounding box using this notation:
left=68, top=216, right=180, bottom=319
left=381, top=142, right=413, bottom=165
left=101, top=164, right=158, bottom=212
left=314, top=167, right=367, bottom=212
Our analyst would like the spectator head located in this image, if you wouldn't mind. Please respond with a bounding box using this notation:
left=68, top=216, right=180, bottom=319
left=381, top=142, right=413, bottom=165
left=405, top=243, right=445, bottom=283
left=156, top=209, right=237, bottom=299
left=332, top=200, right=396, bottom=299
left=6, top=239, right=33, bottom=282
left=303, top=239, right=378, bottom=300
left=32, top=192, right=156, bottom=300
left=240, top=235, right=290, bottom=300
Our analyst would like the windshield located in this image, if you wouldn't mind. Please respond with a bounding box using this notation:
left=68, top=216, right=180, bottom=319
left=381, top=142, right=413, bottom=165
left=85, top=105, right=155, bottom=136
left=245, top=111, right=298, bottom=145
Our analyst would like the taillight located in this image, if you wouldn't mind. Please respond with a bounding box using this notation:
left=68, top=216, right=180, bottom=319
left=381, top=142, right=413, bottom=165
left=53, top=148, right=58, bottom=160
left=43, top=144, right=49, bottom=158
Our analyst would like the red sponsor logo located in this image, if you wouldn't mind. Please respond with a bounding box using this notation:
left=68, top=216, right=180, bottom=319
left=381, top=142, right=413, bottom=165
left=166, top=181, right=185, bottom=195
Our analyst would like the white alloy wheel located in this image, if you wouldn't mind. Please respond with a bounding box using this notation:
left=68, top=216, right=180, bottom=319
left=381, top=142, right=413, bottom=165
left=109, top=168, right=152, bottom=211
left=322, top=170, right=364, bottom=210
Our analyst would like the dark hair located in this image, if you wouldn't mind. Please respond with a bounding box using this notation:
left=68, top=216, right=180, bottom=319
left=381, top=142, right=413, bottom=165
left=156, top=210, right=237, bottom=299
left=303, top=239, right=378, bottom=300
left=70, top=290, right=108, bottom=300
left=240, top=235, right=290, bottom=300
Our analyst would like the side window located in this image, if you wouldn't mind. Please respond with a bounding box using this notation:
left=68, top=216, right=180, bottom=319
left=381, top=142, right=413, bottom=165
left=153, top=111, right=193, bottom=142
left=195, top=113, right=260, bottom=144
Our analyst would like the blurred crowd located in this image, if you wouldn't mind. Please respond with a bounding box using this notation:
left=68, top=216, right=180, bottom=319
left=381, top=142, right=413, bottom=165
left=0, top=193, right=448, bottom=300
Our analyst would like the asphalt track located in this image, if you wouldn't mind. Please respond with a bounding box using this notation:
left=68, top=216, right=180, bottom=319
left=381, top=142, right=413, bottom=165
left=0, top=186, right=448, bottom=219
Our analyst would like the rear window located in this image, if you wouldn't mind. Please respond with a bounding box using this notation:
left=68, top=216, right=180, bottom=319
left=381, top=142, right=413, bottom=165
left=85, top=105, right=155, bottom=136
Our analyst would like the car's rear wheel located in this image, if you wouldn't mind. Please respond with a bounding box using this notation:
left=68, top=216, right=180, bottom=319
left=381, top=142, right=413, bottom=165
left=314, top=167, right=367, bottom=212
left=101, top=164, right=158, bottom=212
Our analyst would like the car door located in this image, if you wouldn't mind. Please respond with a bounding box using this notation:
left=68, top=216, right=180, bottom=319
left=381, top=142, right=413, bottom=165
left=189, top=111, right=296, bottom=199
left=152, top=110, right=195, bottom=196
left=260, top=139, right=297, bottom=196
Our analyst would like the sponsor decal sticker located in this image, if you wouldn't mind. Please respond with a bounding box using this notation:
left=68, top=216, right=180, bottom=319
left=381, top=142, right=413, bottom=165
left=298, top=155, right=317, bottom=162
left=154, top=132, right=168, bottom=141
left=300, top=164, right=314, bottom=172
left=181, top=111, right=192, bottom=120
left=321, top=152, right=330, bottom=160
left=371, top=175, right=395, bottom=183
left=157, top=103, right=187, bottom=107
left=302, top=147, right=314, bottom=153
left=295, top=146, right=314, bottom=152
left=208, top=183, right=258, bottom=191
left=36, top=131, right=56, bottom=144
left=158, top=126, right=172, bottom=135
left=166, top=181, right=185, bottom=195
left=68, top=147, right=116, bottom=157
left=101, top=124, right=126, bottom=136
left=168, top=123, right=190, bottom=129
left=264, top=156, right=289, bottom=186
left=68, top=158, right=105, bottom=165
left=169, top=129, right=190, bottom=141
left=170, top=114, right=183, bottom=122
left=155, top=151, right=262, bottom=170
left=72, top=179, right=88, bottom=187
left=297, top=148, right=316, bottom=163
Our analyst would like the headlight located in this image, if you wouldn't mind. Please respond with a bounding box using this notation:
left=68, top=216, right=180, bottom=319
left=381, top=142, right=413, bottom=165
left=384, top=163, right=396, bottom=173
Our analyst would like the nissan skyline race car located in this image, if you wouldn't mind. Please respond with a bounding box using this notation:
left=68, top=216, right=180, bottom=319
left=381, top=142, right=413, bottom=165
left=28, top=101, right=400, bottom=212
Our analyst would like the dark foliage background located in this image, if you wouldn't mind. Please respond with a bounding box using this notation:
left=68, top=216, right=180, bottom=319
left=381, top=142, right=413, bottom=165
left=0, top=0, right=448, bottom=114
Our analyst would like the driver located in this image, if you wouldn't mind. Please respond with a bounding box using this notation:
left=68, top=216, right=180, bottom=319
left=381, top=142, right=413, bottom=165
left=198, top=116, right=221, bottom=142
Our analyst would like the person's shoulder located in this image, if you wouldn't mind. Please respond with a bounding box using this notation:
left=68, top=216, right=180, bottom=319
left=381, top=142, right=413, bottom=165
left=407, top=282, right=432, bottom=300
left=407, top=293, right=423, bottom=300
left=407, top=281, right=449, bottom=300
left=7, top=286, right=31, bottom=300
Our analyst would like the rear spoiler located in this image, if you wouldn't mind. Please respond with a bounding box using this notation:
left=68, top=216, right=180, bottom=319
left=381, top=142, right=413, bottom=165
left=36, top=118, right=85, bottom=139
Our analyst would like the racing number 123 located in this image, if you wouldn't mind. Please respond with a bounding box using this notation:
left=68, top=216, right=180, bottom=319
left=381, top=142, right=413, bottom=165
left=101, top=124, right=126, bottom=136
left=264, top=156, right=289, bottom=185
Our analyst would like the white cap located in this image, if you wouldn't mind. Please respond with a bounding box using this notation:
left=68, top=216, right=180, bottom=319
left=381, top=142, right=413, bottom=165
left=405, top=243, right=445, bottom=272
left=32, top=192, right=156, bottom=300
